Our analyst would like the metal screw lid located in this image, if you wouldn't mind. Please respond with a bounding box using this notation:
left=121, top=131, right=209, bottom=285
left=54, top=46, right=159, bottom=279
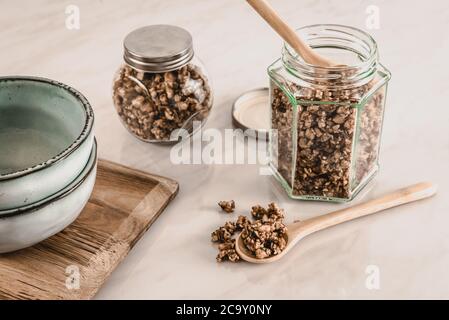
left=123, top=25, right=194, bottom=73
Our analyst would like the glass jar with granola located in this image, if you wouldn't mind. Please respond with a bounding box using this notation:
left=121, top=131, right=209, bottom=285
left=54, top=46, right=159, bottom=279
left=268, top=24, right=391, bottom=202
left=112, top=25, right=213, bottom=143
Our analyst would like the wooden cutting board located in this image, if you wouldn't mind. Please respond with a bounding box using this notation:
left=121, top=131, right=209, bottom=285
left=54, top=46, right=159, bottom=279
left=0, top=159, right=179, bottom=300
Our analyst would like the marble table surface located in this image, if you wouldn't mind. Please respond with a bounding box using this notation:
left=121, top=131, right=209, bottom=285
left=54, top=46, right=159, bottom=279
left=1, top=0, right=449, bottom=299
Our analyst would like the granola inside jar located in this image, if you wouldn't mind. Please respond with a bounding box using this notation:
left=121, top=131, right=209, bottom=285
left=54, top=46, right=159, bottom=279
left=112, top=25, right=213, bottom=143
left=268, top=25, right=391, bottom=202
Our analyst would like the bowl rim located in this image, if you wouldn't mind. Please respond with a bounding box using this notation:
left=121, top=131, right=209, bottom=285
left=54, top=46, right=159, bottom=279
left=0, top=76, right=94, bottom=181
left=0, top=139, right=97, bottom=219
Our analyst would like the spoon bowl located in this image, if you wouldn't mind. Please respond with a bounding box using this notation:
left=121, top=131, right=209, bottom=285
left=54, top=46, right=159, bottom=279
left=236, top=231, right=291, bottom=264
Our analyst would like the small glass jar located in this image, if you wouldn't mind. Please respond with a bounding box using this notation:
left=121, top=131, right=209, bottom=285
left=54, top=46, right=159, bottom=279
left=268, top=25, right=391, bottom=202
left=112, top=25, right=213, bottom=143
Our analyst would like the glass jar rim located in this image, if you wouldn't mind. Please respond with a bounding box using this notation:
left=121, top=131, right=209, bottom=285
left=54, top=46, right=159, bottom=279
left=282, top=24, right=379, bottom=87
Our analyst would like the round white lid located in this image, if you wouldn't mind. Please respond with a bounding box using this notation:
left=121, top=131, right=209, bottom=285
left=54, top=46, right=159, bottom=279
left=232, top=87, right=270, bottom=140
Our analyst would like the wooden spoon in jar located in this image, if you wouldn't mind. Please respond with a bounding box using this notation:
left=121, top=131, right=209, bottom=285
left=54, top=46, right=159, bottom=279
left=235, top=182, right=438, bottom=264
left=246, top=0, right=340, bottom=67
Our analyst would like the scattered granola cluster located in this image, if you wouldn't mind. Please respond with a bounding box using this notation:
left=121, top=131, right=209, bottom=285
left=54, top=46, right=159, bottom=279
left=211, top=221, right=237, bottom=243
left=271, top=79, right=385, bottom=199
left=216, top=240, right=240, bottom=263
left=218, top=200, right=235, bottom=213
left=211, top=215, right=249, bottom=262
left=211, top=202, right=287, bottom=262
left=113, top=64, right=212, bottom=141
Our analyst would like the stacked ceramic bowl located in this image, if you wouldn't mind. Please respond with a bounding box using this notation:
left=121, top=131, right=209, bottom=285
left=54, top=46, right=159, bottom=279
left=0, top=76, right=96, bottom=253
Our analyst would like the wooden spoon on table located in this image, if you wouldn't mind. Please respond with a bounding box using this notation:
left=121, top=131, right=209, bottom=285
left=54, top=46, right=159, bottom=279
left=246, top=0, right=340, bottom=67
left=235, top=182, right=438, bottom=264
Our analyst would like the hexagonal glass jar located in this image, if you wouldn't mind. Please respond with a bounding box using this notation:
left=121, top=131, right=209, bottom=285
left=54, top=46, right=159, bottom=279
left=268, top=25, right=391, bottom=202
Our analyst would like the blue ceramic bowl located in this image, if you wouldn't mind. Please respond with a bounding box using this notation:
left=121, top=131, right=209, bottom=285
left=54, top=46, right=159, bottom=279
left=0, top=76, right=94, bottom=210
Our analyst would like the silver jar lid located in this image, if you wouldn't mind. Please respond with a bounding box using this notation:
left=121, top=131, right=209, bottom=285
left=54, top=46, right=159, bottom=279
left=123, top=25, right=194, bottom=73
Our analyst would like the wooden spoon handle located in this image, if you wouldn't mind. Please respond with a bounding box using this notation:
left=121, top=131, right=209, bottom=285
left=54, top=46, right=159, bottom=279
left=246, top=0, right=334, bottom=67
left=296, top=182, right=438, bottom=236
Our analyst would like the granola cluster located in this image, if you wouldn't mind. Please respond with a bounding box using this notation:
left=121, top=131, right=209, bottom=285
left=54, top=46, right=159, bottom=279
left=271, top=79, right=385, bottom=199
left=211, top=202, right=288, bottom=262
left=211, top=215, right=248, bottom=262
left=218, top=200, right=235, bottom=213
left=216, top=240, right=240, bottom=263
left=113, top=64, right=212, bottom=141
left=241, top=203, right=287, bottom=259
left=211, top=221, right=237, bottom=243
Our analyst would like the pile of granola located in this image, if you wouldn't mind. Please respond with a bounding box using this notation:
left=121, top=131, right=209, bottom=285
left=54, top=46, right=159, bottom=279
left=241, top=203, right=287, bottom=259
left=211, top=201, right=288, bottom=262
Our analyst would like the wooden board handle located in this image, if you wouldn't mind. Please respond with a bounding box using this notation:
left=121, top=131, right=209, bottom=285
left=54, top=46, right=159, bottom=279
left=296, top=182, right=438, bottom=236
